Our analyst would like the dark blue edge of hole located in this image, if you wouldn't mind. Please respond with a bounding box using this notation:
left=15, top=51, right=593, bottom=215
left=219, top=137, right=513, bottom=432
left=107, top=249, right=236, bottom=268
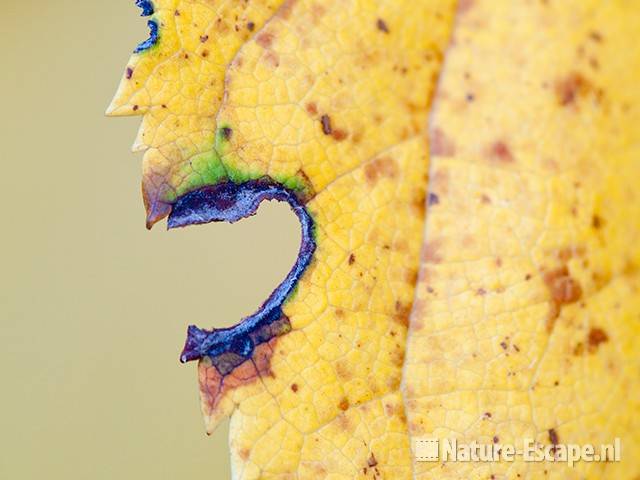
left=168, top=180, right=316, bottom=370
left=136, top=0, right=154, bottom=17
left=134, top=19, right=159, bottom=54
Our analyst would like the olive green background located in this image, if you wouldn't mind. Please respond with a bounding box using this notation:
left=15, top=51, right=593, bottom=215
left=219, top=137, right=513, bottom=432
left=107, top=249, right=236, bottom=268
left=1, top=1, right=299, bottom=478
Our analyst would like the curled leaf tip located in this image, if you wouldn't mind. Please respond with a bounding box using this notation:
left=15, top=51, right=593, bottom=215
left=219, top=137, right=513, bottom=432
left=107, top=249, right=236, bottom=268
left=180, top=325, right=209, bottom=363
left=143, top=185, right=172, bottom=229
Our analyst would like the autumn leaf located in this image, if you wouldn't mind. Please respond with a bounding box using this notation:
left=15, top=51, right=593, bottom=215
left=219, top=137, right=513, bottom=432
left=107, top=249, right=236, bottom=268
left=109, top=0, right=640, bottom=478
left=406, top=2, right=640, bottom=479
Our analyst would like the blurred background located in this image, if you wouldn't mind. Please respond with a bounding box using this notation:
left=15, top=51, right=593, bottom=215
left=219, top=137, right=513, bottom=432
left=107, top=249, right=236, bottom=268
left=0, top=1, right=299, bottom=478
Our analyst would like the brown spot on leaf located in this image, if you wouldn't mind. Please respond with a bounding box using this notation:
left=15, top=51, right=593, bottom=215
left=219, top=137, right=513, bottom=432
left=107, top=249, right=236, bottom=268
left=320, top=114, right=332, bottom=135
left=220, top=126, right=233, bottom=140
left=406, top=269, right=418, bottom=286
left=391, top=347, right=405, bottom=368
left=592, top=214, right=604, bottom=229
left=384, top=403, right=395, bottom=416
left=200, top=35, right=209, bottom=43
left=256, top=32, right=274, bottom=48
left=543, top=266, right=582, bottom=331
left=310, top=3, right=326, bottom=21
left=412, top=192, right=426, bottom=216
left=546, top=268, right=582, bottom=303
left=338, top=397, right=350, bottom=411
left=431, top=128, right=456, bottom=156
left=394, top=301, right=411, bottom=327
left=573, top=342, right=584, bottom=356
left=364, top=156, right=398, bottom=184
left=376, top=19, right=389, bottom=33
left=311, top=464, right=329, bottom=477
left=214, top=17, right=229, bottom=33
left=458, top=0, right=475, bottom=14
left=488, top=140, right=515, bottom=163
left=555, top=72, right=592, bottom=106
left=555, top=246, right=584, bottom=262
left=293, top=168, right=315, bottom=202
left=336, top=360, right=351, bottom=380
left=332, top=129, right=348, bottom=141
left=588, top=328, right=608, bottom=352
left=348, top=253, right=356, bottom=265
left=423, top=240, right=442, bottom=264
left=247, top=21, right=255, bottom=31
left=306, top=102, right=318, bottom=115
left=589, top=31, right=603, bottom=43
left=548, top=429, right=559, bottom=454
left=126, top=67, right=134, bottom=79
left=278, top=0, right=299, bottom=19
left=291, top=383, right=299, bottom=392
left=368, top=453, right=378, bottom=467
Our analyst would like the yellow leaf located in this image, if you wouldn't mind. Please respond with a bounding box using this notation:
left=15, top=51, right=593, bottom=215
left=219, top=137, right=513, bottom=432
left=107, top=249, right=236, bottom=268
left=407, top=1, right=640, bottom=478
left=109, top=0, right=640, bottom=478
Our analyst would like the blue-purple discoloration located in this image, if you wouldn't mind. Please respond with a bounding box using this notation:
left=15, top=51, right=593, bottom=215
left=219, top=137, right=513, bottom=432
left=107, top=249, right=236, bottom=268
left=169, top=180, right=316, bottom=369
left=136, top=0, right=154, bottom=16
left=134, top=19, right=159, bottom=53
